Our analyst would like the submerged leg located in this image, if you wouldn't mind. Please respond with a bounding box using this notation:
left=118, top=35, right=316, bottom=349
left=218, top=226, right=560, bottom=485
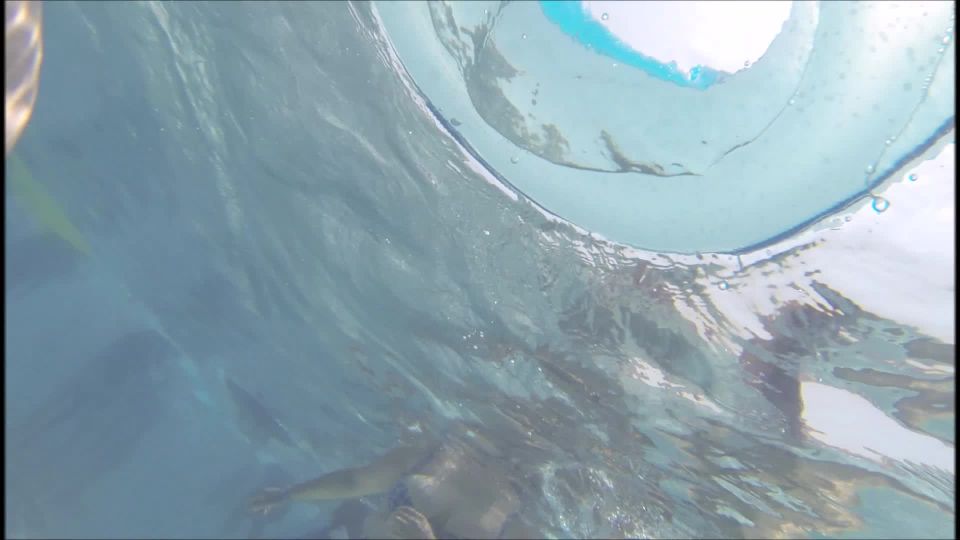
left=249, top=443, right=432, bottom=514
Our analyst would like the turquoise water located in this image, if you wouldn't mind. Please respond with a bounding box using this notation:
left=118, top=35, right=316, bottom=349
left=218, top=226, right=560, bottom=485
left=376, top=0, right=955, bottom=253
left=5, top=1, right=955, bottom=538
left=810, top=487, right=955, bottom=539
left=538, top=0, right=723, bottom=89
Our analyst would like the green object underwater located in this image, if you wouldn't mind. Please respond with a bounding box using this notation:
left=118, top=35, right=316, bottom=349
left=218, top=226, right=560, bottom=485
left=7, top=153, right=91, bottom=255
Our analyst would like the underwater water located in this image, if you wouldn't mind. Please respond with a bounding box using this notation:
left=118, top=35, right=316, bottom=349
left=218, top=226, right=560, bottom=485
left=4, top=1, right=955, bottom=539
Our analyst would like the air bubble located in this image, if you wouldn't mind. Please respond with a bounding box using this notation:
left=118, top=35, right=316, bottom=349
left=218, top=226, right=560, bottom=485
left=601, top=12, right=609, bottom=21
left=865, top=164, right=875, bottom=174
left=744, top=60, right=751, bottom=67
left=884, top=138, right=893, bottom=145
left=908, top=173, right=918, bottom=181
left=871, top=196, right=890, bottom=213
left=943, top=35, right=952, bottom=45
left=718, top=281, right=730, bottom=291
left=510, top=156, right=520, bottom=164
left=788, top=98, right=796, bottom=106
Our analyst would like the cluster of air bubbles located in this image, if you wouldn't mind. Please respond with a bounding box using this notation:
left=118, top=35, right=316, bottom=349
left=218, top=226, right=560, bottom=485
left=871, top=195, right=890, bottom=213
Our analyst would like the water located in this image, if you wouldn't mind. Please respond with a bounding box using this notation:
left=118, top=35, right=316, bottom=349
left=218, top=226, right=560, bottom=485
left=376, top=0, right=955, bottom=253
left=5, top=2, right=955, bottom=539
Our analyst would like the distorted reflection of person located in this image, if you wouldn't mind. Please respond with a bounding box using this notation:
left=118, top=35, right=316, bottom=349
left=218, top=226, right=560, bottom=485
left=5, top=0, right=43, bottom=154
left=248, top=423, right=539, bottom=539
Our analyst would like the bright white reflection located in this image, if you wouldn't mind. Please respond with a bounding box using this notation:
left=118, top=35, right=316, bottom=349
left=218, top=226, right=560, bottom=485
left=582, top=0, right=792, bottom=74
left=699, top=142, right=955, bottom=348
left=811, top=143, right=956, bottom=344
left=801, top=381, right=955, bottom=473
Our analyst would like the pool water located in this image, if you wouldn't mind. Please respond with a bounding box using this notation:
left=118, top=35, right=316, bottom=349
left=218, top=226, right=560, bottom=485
left=5, top=2, right=955, bottom=538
